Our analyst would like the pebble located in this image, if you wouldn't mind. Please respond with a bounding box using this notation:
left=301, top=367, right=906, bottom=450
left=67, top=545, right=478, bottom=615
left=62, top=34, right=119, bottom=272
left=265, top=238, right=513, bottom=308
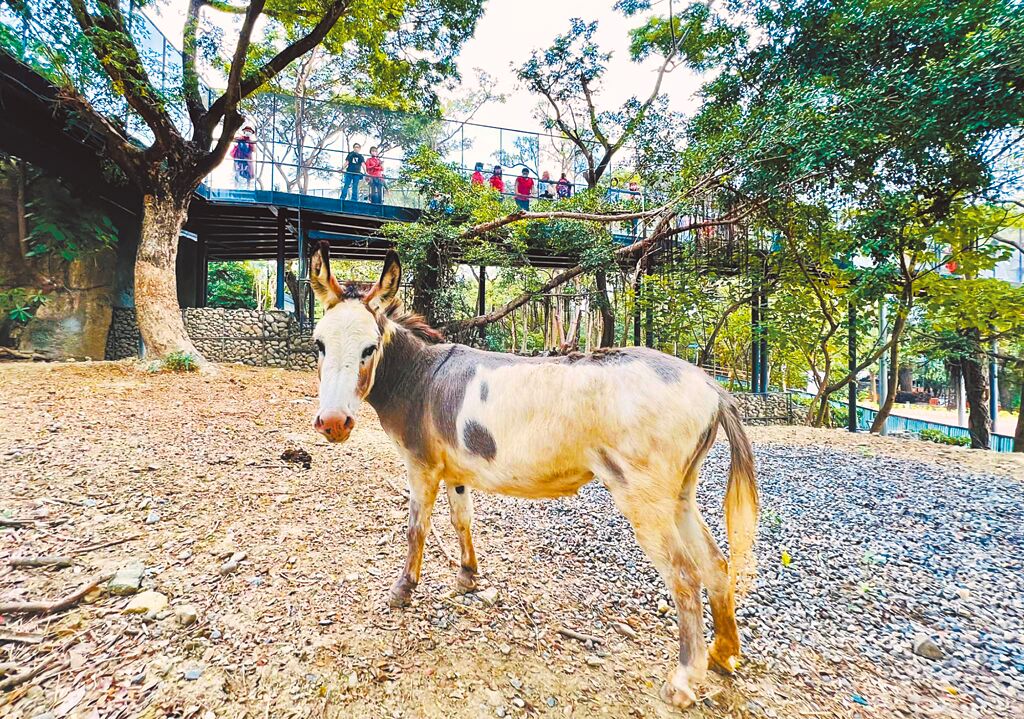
left=585, top=655, right=605, bottom=667
left=656, top=599, right=670, bottom=615
left=107, top=562, right=145, bottom=596
left=477, top=587, right=500, bottom=606
left=613, top=622, right=638, bottom=640
left=124, top=590, right=169, bottom=616
left=144, top=509, right=160, bottom=525
left=175, top=605, right=198, bottom=626
left=913, top=636, right=945, bottom=661
left=183, top=667, right=204, bottom=681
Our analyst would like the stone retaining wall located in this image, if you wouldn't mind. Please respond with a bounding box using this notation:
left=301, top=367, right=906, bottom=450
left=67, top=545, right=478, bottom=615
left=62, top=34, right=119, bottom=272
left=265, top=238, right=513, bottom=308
left=105, top=307, right=316, bottom=370
left=731, top=391, right=794, bottom=425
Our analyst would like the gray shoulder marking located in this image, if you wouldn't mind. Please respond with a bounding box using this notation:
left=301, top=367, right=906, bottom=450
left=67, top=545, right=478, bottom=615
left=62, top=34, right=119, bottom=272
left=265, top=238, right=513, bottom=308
left=463, top=420, right=497, bottom=460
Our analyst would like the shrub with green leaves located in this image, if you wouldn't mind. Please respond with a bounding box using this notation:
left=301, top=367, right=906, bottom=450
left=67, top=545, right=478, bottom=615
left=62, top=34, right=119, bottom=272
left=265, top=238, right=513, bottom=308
left=161, top=352, right=198, bottom=373
left=919, top=428, right=971, bottom=447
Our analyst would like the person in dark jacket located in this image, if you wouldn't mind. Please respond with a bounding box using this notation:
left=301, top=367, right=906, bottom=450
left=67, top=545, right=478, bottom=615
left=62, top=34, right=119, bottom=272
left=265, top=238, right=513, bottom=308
left=341, top=143, right=365, bottom=201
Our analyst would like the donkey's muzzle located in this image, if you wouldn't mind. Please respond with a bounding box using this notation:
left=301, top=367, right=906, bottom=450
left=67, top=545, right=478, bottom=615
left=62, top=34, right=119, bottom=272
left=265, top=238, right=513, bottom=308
left=314, top=411, right=355, bottom=443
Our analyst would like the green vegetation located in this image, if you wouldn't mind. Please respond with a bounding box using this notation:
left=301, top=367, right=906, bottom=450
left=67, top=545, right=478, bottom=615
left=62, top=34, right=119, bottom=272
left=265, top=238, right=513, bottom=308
left=160, top=351, right=199, bottom=373
left=207, top=262, right=259, bottom=310
left=919, top=428, right=972, bottom=447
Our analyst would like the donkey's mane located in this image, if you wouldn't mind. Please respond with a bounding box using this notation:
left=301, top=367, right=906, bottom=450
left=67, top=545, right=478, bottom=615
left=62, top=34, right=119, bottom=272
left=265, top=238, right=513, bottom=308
left=383, top=301, right=445, bottom=344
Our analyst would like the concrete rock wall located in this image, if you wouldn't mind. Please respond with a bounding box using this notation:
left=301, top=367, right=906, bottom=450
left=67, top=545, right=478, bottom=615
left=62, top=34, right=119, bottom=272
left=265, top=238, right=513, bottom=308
left=731, top=392, right=794, bottom=425
left=105, top=307, right=316, bottom=371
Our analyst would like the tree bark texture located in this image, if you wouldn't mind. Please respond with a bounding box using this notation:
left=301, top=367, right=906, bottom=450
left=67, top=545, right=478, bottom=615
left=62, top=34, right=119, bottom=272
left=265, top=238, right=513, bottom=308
left=1014, top=382, right=1024, bottom=453
left=594, top=270, right=615, bottom=347
left=869, top=310, right=908, bottom=433
left=134, top=193, right=202, bottom=361
left=959, top=329, right=991, bottom=449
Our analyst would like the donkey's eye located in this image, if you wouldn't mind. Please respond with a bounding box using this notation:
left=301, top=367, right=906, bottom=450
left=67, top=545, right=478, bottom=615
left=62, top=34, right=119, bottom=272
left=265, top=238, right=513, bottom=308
left=315, top=340, right=325, bottom=356
left=360, top=345, right=376, bottom=361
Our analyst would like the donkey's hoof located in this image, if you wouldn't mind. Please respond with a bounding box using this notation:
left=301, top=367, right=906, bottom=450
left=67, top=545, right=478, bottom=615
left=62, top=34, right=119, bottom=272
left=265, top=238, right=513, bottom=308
left=708, top=640, right=740, bottom=675
left=388, top=578, right=415, bottom=608
left=455, top=568, right=477, bottom=593
left=659, top=665, right=699, bottom=709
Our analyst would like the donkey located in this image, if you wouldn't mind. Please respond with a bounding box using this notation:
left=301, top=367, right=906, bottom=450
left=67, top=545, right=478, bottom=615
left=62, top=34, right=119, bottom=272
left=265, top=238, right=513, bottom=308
left=308, top=242, right=759, bottom=708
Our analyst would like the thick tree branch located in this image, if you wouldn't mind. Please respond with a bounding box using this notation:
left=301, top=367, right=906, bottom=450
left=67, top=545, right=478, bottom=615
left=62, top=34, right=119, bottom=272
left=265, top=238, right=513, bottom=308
left=205, top=0, right=351, bottom=123
left=448, top=218, right=728, bottom=333
left=68, top=0, right=180, bottom=150
left=461, top=203, right=673, bottom=240
left=183, top=0, right=207, bottom=130
left=56, top=88, right=146, bottom=186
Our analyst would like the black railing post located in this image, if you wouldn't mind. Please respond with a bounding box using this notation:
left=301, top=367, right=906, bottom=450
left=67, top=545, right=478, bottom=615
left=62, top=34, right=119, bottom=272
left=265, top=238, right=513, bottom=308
left=632, top=272, right=642, bottom=347
left=750, top=281, right=761, bottom=393
left=848, top=300, right=857, bottom=432
left=759, top=283, right=769, bottom=392
left=477, top=266, right=487, bottom=343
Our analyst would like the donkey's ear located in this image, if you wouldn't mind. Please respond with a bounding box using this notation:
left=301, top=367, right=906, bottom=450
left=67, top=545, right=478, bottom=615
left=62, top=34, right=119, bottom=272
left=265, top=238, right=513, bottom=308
left=309, top=241, right=342, bottom=309
left=367, top=250, right=401, bottom=310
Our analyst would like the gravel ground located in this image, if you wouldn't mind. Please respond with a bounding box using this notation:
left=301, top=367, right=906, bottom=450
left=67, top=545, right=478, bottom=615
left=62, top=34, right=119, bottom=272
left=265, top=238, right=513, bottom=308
left=0, top=362, right=1022, bottom=719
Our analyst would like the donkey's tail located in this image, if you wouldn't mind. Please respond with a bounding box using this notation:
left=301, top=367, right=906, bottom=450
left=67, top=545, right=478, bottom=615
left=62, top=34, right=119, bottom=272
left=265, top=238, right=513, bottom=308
left=717, top=393, right=759, bottom=592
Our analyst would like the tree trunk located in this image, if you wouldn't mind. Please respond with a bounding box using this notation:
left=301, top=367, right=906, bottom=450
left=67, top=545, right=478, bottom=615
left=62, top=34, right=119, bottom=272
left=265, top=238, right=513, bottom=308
left=960, top=329, right=990, bottom=449
left=1014, top=382, right=1024, bottom=453
left=134, top=193, right=204, bottom=362
left=594, top=270, right=615, bottom=347
left=869, top=309, right=908, bottom=433
left=411, top=243, right=441, bottom=327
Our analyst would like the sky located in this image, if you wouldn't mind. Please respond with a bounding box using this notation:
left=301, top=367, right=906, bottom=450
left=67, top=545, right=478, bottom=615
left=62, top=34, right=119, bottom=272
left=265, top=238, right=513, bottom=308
left=146, top=0, right=708, bottom=135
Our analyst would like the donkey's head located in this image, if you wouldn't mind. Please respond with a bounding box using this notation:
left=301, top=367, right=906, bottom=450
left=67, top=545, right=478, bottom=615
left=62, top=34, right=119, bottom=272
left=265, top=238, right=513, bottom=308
left=309, top=242, right=401, bottom=443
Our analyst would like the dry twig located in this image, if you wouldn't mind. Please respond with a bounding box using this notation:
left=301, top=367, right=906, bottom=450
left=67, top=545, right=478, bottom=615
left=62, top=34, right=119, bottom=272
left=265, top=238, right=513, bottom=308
left=554, top=625, right=604, bottom=645
left=0, top=572, right=113, bottom=615
left=9, top=555, right=73, bottom=568
left=0, top=658, right=68, bottom=691
left=70, top=534, right=141, bottom=555
left=0, top=630, right=44, bottom=644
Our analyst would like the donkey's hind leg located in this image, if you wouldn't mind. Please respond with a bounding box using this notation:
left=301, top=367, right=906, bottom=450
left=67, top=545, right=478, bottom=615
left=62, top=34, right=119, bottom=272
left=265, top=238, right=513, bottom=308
left=606, top=485, right=707, bottom=709
left=675, top=429, right=742, bottom=674
left=390, top=467, right=440, bottom=608
left=677, top=498, right=741, bottom=674
left=445, top=482, right=478, bottom=592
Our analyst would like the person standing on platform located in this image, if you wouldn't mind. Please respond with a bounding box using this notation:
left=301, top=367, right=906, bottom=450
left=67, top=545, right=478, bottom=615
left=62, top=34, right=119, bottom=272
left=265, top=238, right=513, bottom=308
left=471, top=162, right=485, bottom=186
left=556, top=172, right=572, bottom=199
left=538, top=170, right=553, bottom=199
left=365, top=146, right=385, bottom=204
left=341, top=143, right=365, bottom=201
left=489, top=165, right=505, bottom=193
left=514, top=167, right=534, bottom=210
left=231, top=124, right=257, bottom=188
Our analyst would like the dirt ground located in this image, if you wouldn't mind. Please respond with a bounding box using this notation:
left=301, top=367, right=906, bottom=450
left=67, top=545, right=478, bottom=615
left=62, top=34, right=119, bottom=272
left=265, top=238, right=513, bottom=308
left=1, top=362, right=1021, bottom=719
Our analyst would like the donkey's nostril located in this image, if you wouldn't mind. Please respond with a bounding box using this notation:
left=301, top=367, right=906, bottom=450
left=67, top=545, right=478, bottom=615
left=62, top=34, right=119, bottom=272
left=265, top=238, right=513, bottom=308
left=343, top=415, right=355, bottom=430
left=314, top=415, right=324, bottom=429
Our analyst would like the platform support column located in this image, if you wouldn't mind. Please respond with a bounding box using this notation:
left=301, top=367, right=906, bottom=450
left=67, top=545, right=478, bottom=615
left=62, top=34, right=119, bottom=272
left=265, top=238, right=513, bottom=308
left=275, top=212, right=286, bottom=310
left=195, top=234, right=208, bottom=308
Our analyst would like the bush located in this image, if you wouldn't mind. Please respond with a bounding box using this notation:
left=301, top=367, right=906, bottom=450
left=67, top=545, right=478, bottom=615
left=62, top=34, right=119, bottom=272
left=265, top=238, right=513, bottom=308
left=161, top=352, right=198, bottom=373
left=207, top=262, right=258, bottom=309
left=919, top=428, right=971, bottom=446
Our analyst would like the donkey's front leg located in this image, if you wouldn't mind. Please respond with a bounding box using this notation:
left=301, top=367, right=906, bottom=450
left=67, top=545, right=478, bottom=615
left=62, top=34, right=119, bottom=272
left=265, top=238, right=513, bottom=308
left=445, top=482, right=478, bottom=592
left=389, top=470, right=440, bottom=608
